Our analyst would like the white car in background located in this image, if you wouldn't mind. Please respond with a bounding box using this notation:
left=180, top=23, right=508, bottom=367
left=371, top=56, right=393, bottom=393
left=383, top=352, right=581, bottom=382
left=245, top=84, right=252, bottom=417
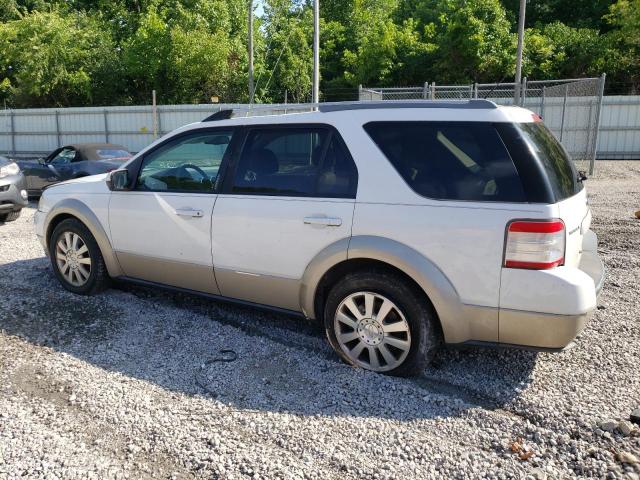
left=34, top=100, right=604, bottom=376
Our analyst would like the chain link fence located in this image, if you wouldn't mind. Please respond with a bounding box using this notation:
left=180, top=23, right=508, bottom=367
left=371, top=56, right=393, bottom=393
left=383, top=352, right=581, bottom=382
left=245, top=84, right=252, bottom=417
left=359, top=75, right=606, bottom=174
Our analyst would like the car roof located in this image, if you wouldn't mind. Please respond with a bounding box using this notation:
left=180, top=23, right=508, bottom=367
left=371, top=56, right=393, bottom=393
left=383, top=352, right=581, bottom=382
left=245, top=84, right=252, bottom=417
left=129, top=101, right=537, bottom=164
left=196, top=101, right=536, bottom=129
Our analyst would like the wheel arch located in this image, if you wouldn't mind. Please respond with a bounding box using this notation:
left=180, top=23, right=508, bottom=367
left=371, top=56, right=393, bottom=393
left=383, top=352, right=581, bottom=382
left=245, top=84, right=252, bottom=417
left=300, top=235, right=475, bottom=344
left=44, top=198, right=122, bottom=277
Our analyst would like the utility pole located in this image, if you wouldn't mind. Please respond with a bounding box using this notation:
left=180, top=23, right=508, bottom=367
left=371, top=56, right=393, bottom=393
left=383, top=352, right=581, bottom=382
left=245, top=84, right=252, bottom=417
left=312, top=0, right=319, bottom=104
left=248, top=0, right=254, bottom=103
left=514, top=0, right=526, bottom=105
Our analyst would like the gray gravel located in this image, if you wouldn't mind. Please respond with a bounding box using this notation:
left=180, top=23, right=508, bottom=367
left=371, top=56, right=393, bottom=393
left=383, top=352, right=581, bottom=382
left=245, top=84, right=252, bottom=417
left=1, top=160, right=639, bottom=479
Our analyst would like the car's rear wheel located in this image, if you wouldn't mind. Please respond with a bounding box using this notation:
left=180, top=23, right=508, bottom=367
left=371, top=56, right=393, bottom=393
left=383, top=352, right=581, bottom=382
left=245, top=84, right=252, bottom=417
left=49, top=218, right=110, bottom=295
left=0, top=210, right=21, bottom=223
left=324, top=270, right=440, bottom=377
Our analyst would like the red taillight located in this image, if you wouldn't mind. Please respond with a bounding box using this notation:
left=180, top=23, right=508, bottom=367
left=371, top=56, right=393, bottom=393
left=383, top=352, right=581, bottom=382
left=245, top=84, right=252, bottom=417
left=504, top=219, right=565, bottom=270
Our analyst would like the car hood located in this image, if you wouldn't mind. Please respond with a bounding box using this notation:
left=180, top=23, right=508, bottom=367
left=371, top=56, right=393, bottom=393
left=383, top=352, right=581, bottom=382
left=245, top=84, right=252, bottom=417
left=45, top=173, right=110, bottom=194
left=15, top=160, right=39, bottom=168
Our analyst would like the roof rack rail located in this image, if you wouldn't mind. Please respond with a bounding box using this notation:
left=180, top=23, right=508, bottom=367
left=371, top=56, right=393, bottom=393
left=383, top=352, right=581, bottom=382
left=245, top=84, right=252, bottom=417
left=200, top=99, right=498, bottom=122
left=318, top=99, right=497, bottom=112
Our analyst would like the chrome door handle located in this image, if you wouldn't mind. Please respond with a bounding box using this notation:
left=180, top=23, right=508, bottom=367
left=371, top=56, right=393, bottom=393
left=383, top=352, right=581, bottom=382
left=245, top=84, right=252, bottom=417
left=175, top=208, right=203, bottom=218
left=304, top=216, right=342, bottom=227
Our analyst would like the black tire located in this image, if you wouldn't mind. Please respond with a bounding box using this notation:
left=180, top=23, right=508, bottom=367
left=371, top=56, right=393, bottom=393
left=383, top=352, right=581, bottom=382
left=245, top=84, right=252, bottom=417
left=324, top=269, right=441, bottom=377
left=0, top=210, right=21, bottom=223
left=49, top=218, right=110, bottom=295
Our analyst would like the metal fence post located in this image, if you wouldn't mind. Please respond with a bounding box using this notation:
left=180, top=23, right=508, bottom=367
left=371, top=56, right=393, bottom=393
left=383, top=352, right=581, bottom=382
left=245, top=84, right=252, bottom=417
left=152, top=90, right=158, bottom=140
left=590, top=73, right=606, bottom=175
left=430, top=82, right=436, bottom=100
left=9, top=110, right=15, bottom=157
left=55, top=110, right=61, bottom=147
left=540, top=86, right=546, bottom=118
left=157, top=105, right=163, bottom=137
left=358, top=84, right=362, bottom=101
left=103, top=109, right=109, bottom=143
left=423, top=82, right=429, bottom=99
left=473, top=83, right=478, bottom=99
left=521, top=77, right=527, bottom=106
left=559, top=84, right=568, bottom=142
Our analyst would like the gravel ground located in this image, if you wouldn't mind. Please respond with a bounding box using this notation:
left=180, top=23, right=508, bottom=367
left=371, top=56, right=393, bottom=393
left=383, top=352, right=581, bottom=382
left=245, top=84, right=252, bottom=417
left=0, top=160, right=639, bottom=479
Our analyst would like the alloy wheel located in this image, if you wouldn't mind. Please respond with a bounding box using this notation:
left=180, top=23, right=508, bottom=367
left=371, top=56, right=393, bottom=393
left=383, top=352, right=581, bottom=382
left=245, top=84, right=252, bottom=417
left=334, top=291, right=411, bottom=372
left=55, top=231, right=92, bottom=287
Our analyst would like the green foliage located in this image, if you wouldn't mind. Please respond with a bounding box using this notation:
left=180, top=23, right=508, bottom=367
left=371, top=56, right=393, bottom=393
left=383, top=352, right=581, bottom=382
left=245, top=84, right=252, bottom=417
left=420, top=0, right=516, bottom=83
left=0, top=0, right=638, bottom=107
left=603, top=0, right=640, bottom=85
left=500, top=0, right=613, bottom=30
left=0, top=10, right=118, bottom=106
left=524, top=23, right=608, bottom=78
left=258, top=0, right=314, bottom=102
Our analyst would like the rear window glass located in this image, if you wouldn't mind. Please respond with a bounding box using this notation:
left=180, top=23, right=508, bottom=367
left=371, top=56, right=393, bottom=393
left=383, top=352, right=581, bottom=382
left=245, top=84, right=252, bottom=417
left=364, top=122, right=526, bottom=202
left=514, top=123, right=582, bottom=200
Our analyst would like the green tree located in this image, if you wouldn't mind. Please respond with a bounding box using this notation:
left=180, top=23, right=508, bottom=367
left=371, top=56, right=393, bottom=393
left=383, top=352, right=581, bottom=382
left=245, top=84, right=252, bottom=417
left=500, top=0, right=614, bottom=31
left=604, top=0, right=640, bottom=88
left=122, top=0, right=254, bottom=104
left=417, top=0, right=516, bottom=83
left=0, top=10, right=118, bottom=107
left=523, top=22, right=609, bottom=78
left=257, top=0, right=314, bottom=102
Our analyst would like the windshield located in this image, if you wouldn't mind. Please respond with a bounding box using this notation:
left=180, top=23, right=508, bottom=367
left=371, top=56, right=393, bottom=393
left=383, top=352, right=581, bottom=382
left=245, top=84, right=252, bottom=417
left=515, top=122, right=582, bottom=200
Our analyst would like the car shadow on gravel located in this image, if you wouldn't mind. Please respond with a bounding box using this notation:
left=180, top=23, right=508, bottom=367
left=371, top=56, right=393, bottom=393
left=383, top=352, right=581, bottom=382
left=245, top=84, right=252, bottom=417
left=0, top=257, right=538, bottom=421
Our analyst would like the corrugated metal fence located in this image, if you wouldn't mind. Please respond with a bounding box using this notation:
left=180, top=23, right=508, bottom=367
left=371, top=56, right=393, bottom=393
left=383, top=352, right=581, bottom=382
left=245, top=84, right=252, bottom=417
left=1, top=98, right=639, bottom=160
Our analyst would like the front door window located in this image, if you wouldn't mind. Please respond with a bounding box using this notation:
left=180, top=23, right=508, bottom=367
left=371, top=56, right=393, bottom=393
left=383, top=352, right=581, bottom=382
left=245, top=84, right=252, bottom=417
left=136, top=130, right=234, bottom=193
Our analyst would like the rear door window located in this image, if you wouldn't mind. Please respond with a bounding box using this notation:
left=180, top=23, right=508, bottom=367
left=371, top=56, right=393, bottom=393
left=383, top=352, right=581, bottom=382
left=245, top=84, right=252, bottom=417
left=364, top=122, right=526, bottom=202
left=231, top=127, right=357, bottom=198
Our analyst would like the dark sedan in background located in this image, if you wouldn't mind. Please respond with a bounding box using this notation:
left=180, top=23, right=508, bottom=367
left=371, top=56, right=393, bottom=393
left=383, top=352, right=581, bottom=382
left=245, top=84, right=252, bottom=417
left=17, top=143, right=132, bottom=196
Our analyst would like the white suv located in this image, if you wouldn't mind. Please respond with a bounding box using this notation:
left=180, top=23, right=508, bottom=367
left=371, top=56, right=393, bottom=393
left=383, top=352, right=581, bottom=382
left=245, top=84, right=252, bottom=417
left=35, top=100, right=604, bottom=376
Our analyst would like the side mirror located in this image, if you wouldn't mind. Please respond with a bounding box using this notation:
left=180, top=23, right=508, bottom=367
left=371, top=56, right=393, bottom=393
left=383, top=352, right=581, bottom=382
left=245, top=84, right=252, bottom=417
left=37, top=157, right=45, bottom=165
left=106, top=169, right=131, bottom=191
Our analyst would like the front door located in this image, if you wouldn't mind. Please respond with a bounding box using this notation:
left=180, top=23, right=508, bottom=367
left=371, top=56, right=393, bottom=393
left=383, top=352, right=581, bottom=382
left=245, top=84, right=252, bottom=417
left=212, top=125, right=358, bottom=311
left=25, top=147, right=75, bottom=192
left=109, top=128, right=235, bottom=294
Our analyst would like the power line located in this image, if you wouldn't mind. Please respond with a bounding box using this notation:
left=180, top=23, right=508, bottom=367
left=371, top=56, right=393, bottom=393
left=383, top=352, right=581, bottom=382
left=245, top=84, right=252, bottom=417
left=251, top=3, right=300, bottom=103
left=262, top=6, right=305, bottom=97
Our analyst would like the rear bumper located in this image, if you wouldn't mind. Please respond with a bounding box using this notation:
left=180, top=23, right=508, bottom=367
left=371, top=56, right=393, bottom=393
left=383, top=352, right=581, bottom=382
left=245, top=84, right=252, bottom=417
left=497, top=231, right=605, bottom=349
left=498, top=309, right=590, bottom=350
left=578, top=232, right=605, bottom=296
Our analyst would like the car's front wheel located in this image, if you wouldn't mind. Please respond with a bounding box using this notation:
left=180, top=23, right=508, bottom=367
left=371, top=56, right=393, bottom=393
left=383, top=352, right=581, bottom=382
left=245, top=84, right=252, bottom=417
left=0, top=210, right=21, bottom=223
left=324, top=270, right=440, bottom=377
left=49, top=218, right=110, bottom=295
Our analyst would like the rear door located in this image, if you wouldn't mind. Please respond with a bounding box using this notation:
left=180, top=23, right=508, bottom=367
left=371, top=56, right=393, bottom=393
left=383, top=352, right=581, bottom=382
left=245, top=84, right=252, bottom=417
left=211, top=125, right=358, bottom=311
left=109, top=128, right=235, bottom=294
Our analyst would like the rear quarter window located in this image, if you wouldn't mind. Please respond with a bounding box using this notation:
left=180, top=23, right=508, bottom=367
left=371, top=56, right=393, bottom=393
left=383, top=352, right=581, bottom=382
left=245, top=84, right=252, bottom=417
left=514, top=123, right=582, bottom=201
left=364, top=122, right=526, bottom=202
